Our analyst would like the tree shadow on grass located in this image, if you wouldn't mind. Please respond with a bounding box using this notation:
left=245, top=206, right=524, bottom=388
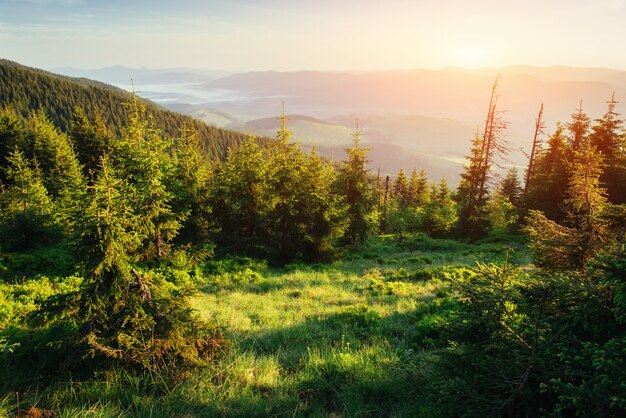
left=233, top=306, right=444, bottom=417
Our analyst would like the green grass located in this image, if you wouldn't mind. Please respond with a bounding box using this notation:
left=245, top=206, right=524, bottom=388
left=0, top=235, right=527, bottom=417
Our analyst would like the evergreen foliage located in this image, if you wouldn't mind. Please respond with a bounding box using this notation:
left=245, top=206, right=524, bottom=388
left=438, top=253, right=626, bottom=417
left=265, top=107, right=347, bottom=260
left=336, top=118, right=373, bottom=244
left=498, top=167, right=522, bottom=208
left=211, top=109, right=346, bottom=261
left=589, top=94, right=626, bottom=204
left=457, top=77, right=509, bottom=238
left=408, top=168, right=429, bottom=207
left=456, top=130, right=490, bottom=237
left=211, top=135, right=270, bottom=251
left=40, top=157, right=220, bottom=373
left=567, top=101, right=591, bottom=153
left=525, top=124, right=570, bottom=222
left=486, top=192, right=518, bottom=234
left=0, top=106, right=27, bottom=184
left=70, top=107, right=114, bottom=180
left=422, top=179, right=458, bottom=237
left=565, top=140, right=608, bottom=258
left=113, top=96, right=184, bottom=260
left=0, top=58, right=271, bottom=161
left=526, top=139, right=608, bottom=270
left=29, top=110, right=85, bottom=200
left=170, top=124, right=214, bottom=246
left=0, top=149, right=59, bottom=251
left=393, top=168, right=409, bottom=209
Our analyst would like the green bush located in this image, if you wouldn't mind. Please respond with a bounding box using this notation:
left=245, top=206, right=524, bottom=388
left=430, top=256, right=626, bottom=417
left=0, top=275, right=81, bottom=328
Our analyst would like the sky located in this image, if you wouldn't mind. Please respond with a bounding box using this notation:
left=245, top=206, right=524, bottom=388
left=1, top=0, right=626, bottom=71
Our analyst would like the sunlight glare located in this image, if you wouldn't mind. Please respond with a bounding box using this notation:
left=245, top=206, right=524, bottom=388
left=455, top=45, right=486, bottom=68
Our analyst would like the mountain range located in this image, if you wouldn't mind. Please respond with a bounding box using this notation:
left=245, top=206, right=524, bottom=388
left=32, top=63, right=626, bottom=181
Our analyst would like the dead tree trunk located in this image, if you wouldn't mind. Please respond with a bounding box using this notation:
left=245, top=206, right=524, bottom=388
left=523, top=103, right=545, bottom=200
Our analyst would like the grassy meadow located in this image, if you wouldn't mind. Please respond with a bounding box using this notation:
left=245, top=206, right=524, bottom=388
left=0, top=235, right=529, bottom=417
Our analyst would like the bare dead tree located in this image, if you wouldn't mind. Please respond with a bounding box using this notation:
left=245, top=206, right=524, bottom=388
left=523, top=103, right=545, bottom=200
left=476, top=75, right=509, bottom=205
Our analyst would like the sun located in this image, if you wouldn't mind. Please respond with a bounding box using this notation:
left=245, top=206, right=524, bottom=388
left=454, top=45, right=486, bottom=68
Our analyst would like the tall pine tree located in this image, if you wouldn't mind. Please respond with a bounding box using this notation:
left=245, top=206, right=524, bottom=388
left=525, top=124, right=569, bottom=222
left=589, top=94, right=626, bottom=204
left=0, top=149, right=58, bottom=251
left=336, top=117, right=373, bottom=244
left=113, top=96, right=183, bottom=259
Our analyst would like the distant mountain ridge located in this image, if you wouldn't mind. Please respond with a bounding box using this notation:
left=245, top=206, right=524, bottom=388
left=200, top=67, right=626, bottom=124
left=45, top=63, right=626, bottom=182
left=50, top=65, right=231, bottom=85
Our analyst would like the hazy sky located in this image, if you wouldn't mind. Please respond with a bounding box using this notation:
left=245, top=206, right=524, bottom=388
left=1, top=0, right=626, bottom=71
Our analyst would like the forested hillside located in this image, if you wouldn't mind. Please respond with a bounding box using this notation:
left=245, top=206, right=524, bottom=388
left=0, top=59, right=268, bottom=160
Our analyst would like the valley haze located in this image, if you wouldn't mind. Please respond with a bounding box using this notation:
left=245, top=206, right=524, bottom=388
left=53, top=64, right=626, bottom=182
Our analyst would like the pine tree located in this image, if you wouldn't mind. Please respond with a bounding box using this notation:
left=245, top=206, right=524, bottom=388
left=265, top=104, right=307, bottom=258
left=0, top=149, right=58, bottom=251
left=565, top=140, right=608, bottom=264
left=70, top=107, right=113, bottom=181
left=476, top=76, right=509, bottom=206
left=171, top=124, right=213, bottom=245
left=0, top=107, right=27, bottom=184
left=42, top=156, right=219, bottom=372
left=527, top=139, right=608, bottom=270
left=393, top=168, right=409, bottom=209
left=525, top=124, right=569, bottom=222
left=589, top=94, right=626, bottom=204
left=499, top=168, right=522, bottom=209
left=114, top=96, right=183, bottom=259
left=29, top=110, right=85, bottom=199
left=567, top=101, right=591, bottom=153
left=456, top=130, right=490, bottom=236
left=456, top=76, right=509, bottom=238
left=408, top=168, right=429, bottom=208
left=295, top=149, right=347, bottom=260
left=211, top=135, right=269, bottom=248
left=423, top=179, right=458, bottom=237
left=336, top=117, right=373, bottom=244
left=522, top=103, right=545, bottom=206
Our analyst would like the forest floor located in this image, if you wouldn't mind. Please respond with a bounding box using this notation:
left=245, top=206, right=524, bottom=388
left=1, top=234, right=529, bottom=417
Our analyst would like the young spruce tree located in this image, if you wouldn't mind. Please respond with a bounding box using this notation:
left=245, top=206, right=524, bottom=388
left=0, top=149, right=58, bottom=251
left=114, top=96, right=184, bottom=259
left=337, top=117, right=373, bottom=244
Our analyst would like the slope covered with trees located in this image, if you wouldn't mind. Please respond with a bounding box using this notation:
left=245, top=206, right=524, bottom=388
left=0, top=59, right=269, bottom=160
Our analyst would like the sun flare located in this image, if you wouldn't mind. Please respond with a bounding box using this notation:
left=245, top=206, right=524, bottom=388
left=455, top=45, right=486, bottom=68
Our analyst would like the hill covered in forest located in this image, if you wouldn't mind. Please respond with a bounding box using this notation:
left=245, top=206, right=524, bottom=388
left=0, top=59, right=268, bottom=160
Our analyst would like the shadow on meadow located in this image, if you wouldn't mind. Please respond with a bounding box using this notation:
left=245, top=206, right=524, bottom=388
left=228, top=303, right=454, bottom=417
